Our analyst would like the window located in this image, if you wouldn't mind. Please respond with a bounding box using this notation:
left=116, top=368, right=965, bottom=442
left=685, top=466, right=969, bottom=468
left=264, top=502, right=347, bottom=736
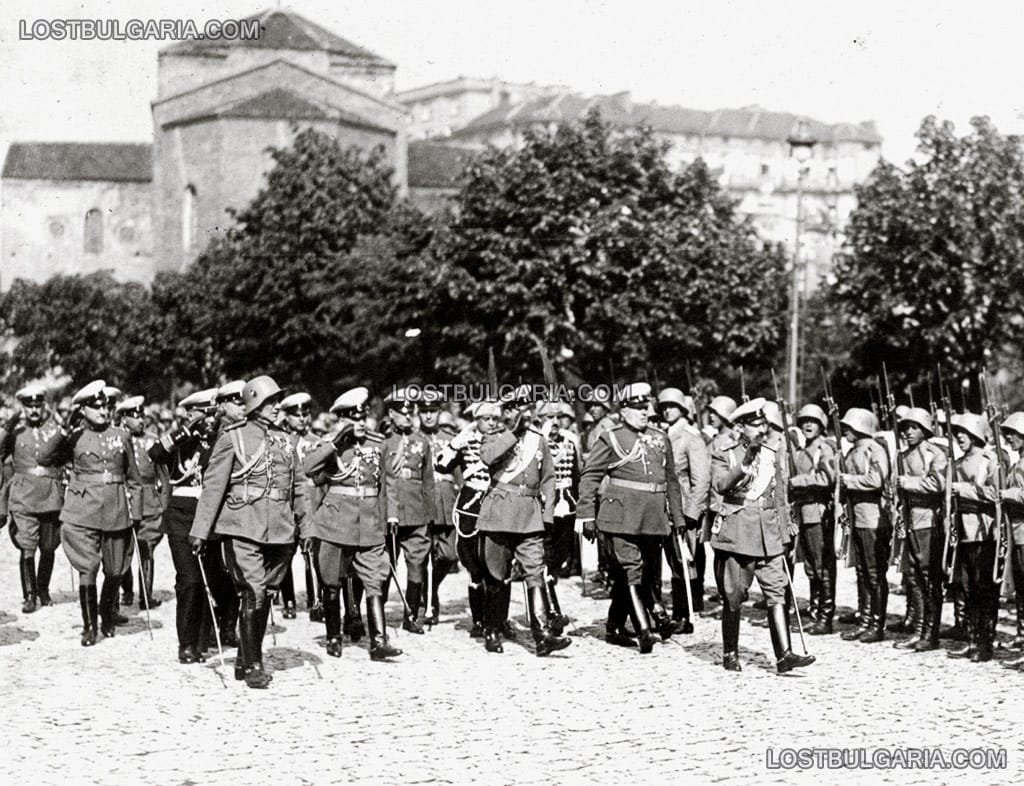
left=84, top=209, right=102, bottom=254
left=182, top=184, right=198, bottom=251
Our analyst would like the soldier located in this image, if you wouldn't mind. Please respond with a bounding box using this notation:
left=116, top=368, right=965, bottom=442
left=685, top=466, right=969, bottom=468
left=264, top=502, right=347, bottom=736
left=578, top=383, right=685, bottom=654
left=658, top=387, right=710, bottom=633
left=189, top=376, right=305, bottom=689
left=436, top=402, right=499, bottom=638
left=381, top=388, right=436, bottom=633
left=710, top=397, right=815, bottom=673
left=149, top=388, right=223, bottom=663
left=889, top=407, right=947, bottom=651
left=537, top=401, right=578, bottom=634
left=478, top=388, right=569, bottom=656
left=117, top=396, right=166, bottom=611
left=997, top=412, right=1024, bottom=669
left=0, top=384, right=64, bottom=612
left=788, top=404, right=838, bottom=635
left=418, top=393, right=459, bottom=625
left=947, top=413, right=999, bottom=662
left=279, top=391, right=326, bottom=622
left=837, top=408, right=891, bottom=644
left=41, top=380, right=143, bottom=646
left=301, top=387, right=401, bottom=662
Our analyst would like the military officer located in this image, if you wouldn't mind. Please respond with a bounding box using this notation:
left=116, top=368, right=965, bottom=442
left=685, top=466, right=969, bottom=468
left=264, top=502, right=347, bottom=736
left=710, top=397, right=816, bottom=673
left=279, top=391, right=326, bottom=622
left=478, top=387, right=569, bottom=656
left=997, top=412, right=1024, bottom=669
left=117, top=396, right=167, bottom=611
left=0, top=384, right=65, bottom=612
left=301, top=387, right=401, bottom=662
left=658, top=387, right=710, bottom=632
left=436, top=402, right=500, bottom=638
left=189, top=376, right=306, bottom=689
left=418, top=392, right=459, bottom=625
left=837, top=408, right=891, bottom=644
left=578, top=383, right=685, bottom=654
left=893, top=407, right=947, bottom=652
left=947, top=413, right=998, bottom=662
left=149, top=388, right=223, bottom=664
left=381, top=388, right=436, bottom=633
left=704, top=396, right=738, bottom=546
left=40, top=380, right=143, bottom=646
left=788, top=404, right=838, bottom=635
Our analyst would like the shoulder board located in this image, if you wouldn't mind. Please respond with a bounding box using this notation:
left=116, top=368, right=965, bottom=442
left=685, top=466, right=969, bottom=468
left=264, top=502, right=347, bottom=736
left=720, top=440, right=740, bottom=452
left=527, top=426, right=543, bottom=436
left=223, top=420, right=245, bottom=432
left=605, top=424, right=622, bottom=433
left=365, top=430, right=385, bottom=443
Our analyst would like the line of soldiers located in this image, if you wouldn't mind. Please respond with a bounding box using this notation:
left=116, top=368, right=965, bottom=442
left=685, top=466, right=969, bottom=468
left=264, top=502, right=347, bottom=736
left=5, top=373, right=1024, bottom=685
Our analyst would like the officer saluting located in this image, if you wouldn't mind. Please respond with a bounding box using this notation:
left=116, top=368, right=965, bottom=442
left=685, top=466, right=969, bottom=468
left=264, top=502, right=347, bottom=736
left=189, top=376, right=306, bottom=689
left=301, top=387, right=401, bottom=662
left=0, top=383, right=65, bottom=612
left=711, top=397, right=815, bottom=673
left=578, top=382, right=685, bottom=654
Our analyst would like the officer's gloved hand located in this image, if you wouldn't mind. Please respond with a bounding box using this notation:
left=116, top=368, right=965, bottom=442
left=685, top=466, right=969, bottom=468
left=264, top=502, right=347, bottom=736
left=743, top=435, right=764, bottom=466
left=189, top=536, right=206, bottom=556
left=543, top=518, right=555, bottom=535
left=300, top=537, right=314, bottom=555
left=581, top=519, right=597, bottom=542
left=131, top=519, right=141, bottom=530
left=448, top=427, right=474, bottom=451
left=333, top=422, right=356, bottom=449
left=386, top=518, right=399, bottom=538
left=672, top=520, right=687, bottom=535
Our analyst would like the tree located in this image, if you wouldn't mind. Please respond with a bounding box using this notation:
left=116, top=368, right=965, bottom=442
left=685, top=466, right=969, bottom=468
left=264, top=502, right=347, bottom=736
left=828, top=116, right=1024, bottom=404
left=428, top=110, right=788, bottom=387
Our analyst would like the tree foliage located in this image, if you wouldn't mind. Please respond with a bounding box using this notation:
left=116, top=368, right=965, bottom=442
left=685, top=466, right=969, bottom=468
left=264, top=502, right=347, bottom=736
left=829, top=115, right=1024, bottom=401
left=429, top=110, right=788, bottom=385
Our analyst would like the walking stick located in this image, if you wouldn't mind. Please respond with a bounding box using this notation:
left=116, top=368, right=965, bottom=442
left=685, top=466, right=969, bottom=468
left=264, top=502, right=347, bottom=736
left=424, top=549, right=434, bottom=627
left=130, top=528, right=152, bottom=640
left=196, top=554, right=226, bottom=671
left=387, top=557, right=413, bottom=618
left=578, top=532, right=587, bottom=598
left=781, top=558, right=809, bottom=655
left=673, top=531, right=696, bottom=624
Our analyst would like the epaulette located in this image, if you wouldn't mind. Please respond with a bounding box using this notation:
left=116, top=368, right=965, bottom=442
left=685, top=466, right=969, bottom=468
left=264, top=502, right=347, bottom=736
left=223, top=420, right=245, bottom=432
left=527, top=426, right=544, bottom=436
left=605, top=423, right=622, bottom=433
left=365, top=429, right=385, bottom=443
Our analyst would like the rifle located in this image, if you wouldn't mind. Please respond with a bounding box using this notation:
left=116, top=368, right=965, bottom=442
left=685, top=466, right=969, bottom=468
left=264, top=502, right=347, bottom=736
left=980, top=370, right=1009, bottom=586
left=821, top=366, right=852, bottom=560
left=937, top=366, right=959, bottom=580
left=771, top=369, right=800, bottom=539
left=882, top=364, right=908, bottom=570
left=740, top=366, right=749, bottom=404
left=685, top=360, right=707, bottom=431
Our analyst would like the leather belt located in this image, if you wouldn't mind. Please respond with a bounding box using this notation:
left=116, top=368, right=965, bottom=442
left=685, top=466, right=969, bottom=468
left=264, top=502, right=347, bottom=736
left=464, top=478, right=490, bottom=492
left=555, top=479, right=574, bottom=489
left=172, top=487, right=202, bottom=498
left=75, top=470, right=124, bottom=484
left=493, top=481, right=540, bottom=497
left=397, top=468, right=422, bottom=481
left=723, top=494, right=773, bottom=509
left=327, top=485, right=378, bottom=498
left=22, top=467, right=62, bottom=479
left=608, top=478, right=666, bottom=493
left=435, top=472, right=455, bottom=483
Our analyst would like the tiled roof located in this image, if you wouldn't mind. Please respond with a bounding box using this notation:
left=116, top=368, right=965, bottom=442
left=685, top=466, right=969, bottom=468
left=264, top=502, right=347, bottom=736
left=2, top=142, right=152, bottom=182
left=451, top=92, right=882, bottom=145
left=161, top=8, right=394, bottom=68
left=407, top=142, right=476, bottom=189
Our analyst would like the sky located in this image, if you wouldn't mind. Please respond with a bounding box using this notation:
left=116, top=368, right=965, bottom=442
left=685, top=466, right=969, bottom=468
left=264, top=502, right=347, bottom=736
left=2, top=0, right=1023, bottom=167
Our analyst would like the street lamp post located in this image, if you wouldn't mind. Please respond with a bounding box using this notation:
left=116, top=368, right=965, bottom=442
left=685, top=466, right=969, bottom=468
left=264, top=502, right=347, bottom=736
left=786, top=118, right=817, bottom=408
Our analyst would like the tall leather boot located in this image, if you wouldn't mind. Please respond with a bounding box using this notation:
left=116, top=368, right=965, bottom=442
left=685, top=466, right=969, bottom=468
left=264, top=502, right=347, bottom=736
left=403, top=581, right=425, bottom=634
left=80, top=585, right=98, bottom=646
left=483, top=581, right=504, bottom=653
left=913, top=574, right=940, bottom=651
left=429, top=560, right=446, bottom=625
left=671, top=577, right=694, bottom=634
left=947, top=598, right=976, bottom=658
left=839, top=568, right=869, bottom=630
left=99, top=578, right=120, bottom=637
left=233, top=595, right=249, bottom=680
left=138, top=542, right=162, bottom=609
left=121, top=562, right=135, bottom=607
left=858, top=578, right=887, bottom=643
left=1010, top=588, right=1024, bottom=649
left=37, top=550, right=55, bottom=606
left=894, top=578, right=925, bottom=649
left=19, top=552, right=38, bottom=614
left=367, top=594, right=402, bottom=660
left=499, top=581, right=517, bottom=640
left=888, top=577, right=918, bottom=633
left=467, top=583, right=485, bottom=638
left=811, top=571, right=835, bottom=635
left=721, top=604, right=742, bottom=671
left=769, top=604, right=816, bottom=673
left=939, top=584, right=968, bottom=640
left=690, top=578, right=705, bottom=613
left=971, top=591, right=996, bottom=663
left=241, top=596, right=272, bottom=688
left=606, top=578, right=636, bottom=647
left=323, top=587, right=343, bottom=658
left=628, top=584, right=657, bottom=654
left=219, top=594, right=240, bottom=649
left=529, top=584, right=571, bottom=656
left=644, top=583, right=675, bottom=641
left=343, top=578, right=366, bottom=641
left=545, top=576, right=569, bottom=636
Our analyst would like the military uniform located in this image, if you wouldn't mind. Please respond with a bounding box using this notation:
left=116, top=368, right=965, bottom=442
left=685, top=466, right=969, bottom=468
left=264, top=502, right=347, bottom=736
left=710, top=397, right=815, bottom=673
left=666, top=418, right=710, bottom=624
left=838, top=415, right=891, bottom=643
left=421, top=419, right=459, bottom=624
left=0, top=398, right=64, bottom=611
left=190, top=376, right=306, bottom=688
left=294, top=429, right=326, bottom=619
left=894, top=410, right=947, bottom=651
left=301, top=386, right=401, bottom=661
left=578, top=384, right=685, bottom=653
left=998, top=412, right=1024, bottom=664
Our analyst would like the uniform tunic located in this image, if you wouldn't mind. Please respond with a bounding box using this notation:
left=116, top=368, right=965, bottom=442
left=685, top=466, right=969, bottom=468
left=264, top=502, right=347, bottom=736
left=131, top=430, right=166, bottom=543
left=0, top=415, right=64, bottom=552
left=422, top=427, right=458, bottom=566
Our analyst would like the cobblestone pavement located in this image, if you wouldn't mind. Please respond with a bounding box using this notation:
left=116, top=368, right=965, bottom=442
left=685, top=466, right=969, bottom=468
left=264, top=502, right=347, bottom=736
left=2, top=539, right=1022, bottom=786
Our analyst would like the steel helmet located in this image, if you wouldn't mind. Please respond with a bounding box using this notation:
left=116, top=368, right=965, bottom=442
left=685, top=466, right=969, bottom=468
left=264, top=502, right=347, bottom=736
left=1000, top=411, right=1024, bottom=438
left=796, top=404, right=828, bottom=430
left=657, top=387, right=686, bottom=410
left=840, top=407, right=877, bottom=438
left=898, top=407, right=933, bottom=435
left=708, top=395, right=737, bottom=421
left=952, top=412, right=987, bottom=445
left=243, top=375, right=283, bottom=415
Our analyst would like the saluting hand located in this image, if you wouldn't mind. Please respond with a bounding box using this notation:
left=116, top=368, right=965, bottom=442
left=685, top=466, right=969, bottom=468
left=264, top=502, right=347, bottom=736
left=743, top=434, right=764, bottom=466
